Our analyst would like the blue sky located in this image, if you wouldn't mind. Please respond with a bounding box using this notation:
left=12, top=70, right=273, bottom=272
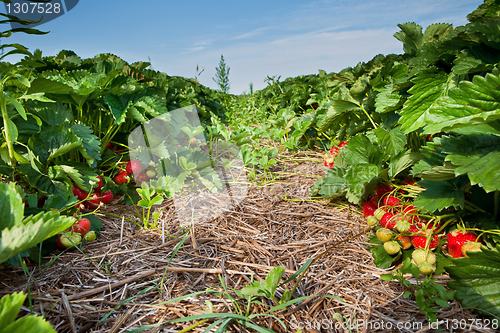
left=1, top=0, right=483, bottom=94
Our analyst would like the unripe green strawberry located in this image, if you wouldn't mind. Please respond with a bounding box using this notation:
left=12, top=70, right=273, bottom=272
left=417, top=262, right=436, bottom=276
left=84, top=230, right=96, bottom=242
left=384, top=241, right=401, bottom=255
left=461, top=242, right=482, bottom=257
left=376, top=228, right=394, bottom=243
left=146, top=169, right=157, bottom=179
left=56, top=232, right=82, bottom=249
left=412, top=248, right=436, bottom=265
left=374, top=207, right=387, bottom=221
left=366, top=215, right=378, bottom=226
left=393, top=214, right=411, bottom=233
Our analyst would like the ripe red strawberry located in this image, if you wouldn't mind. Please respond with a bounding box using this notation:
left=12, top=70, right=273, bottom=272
left=362, top=201, right=378, bottom=217
left=329, top=146, right=339, bottom=156
left=411, top=234, right=439, bottom=250
left=339, top=141, right=347, bottom=148
left=380, top=212, right=396, bottom=229
left=376, top=183, right=393, bottom=197
left=447, top=230, right=480, bottom=258
left=84, top=193, right=101, bottom=209
left=101, top=190, right=114, bottom=204
left=403, top=205, right=419, bottom=223
left=106, top=142, right=115, bottom=150
left=135, top=172, right=149, bottom=185
left=370, top=195, right=381, bottom=204
left=126, top=160, right=142, bottom=175
left=114, top=170, right=130, bottom=185
left=323, top=161, right=334, bottom=169
left=70, top=218, right=91, bottom=237
left=93, top=175, right=103, bottom=192
left=383, top=196, right=401, bottom=207
left=72, top=184, right=89, bottom=201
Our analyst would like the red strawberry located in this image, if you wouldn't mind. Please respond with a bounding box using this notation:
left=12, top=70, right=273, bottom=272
left=126, top=160, right=142, bottom=175
left=370, top=195, right=381, bottom=204
left=339, top=141, right=347, bottom=148
left=101, top=190, right=114, bottom=204
left=70, top=218, right=91, bottom=237
left=446, top=230, right=480, bottom=258
left=106, top=142, right=115, bottom=150
left=329, top=146, right=339, bottom=156
left=93, top=175, right=103, bottom=192
left=380, top=212, right=396, bottom=229
left=403, top=205, right=419, bottom=223
left=383, top=196, right=401, bottom=207
left=376, top=183, right=393, bottom=197
left=135, top=172, right=149, bottom=185
left=114, top=170, right=130, bottom=185
left=72, top=184, right=89, bottom=201
left=362, top=201, right=378, bottom=217
left=411, top=234, right=439, bottom=250
left=84, top=193, right=101, bottom=209
left=323, top=161, right=334, bottom=169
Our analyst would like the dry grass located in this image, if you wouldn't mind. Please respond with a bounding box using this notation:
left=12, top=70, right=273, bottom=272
left=0, top=149, right=493, bottom=333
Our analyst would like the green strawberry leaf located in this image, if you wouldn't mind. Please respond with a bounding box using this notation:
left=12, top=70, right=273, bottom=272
left=423, top=66, right=500, bottom=135
left=0, top=292, right=26, bottom=330
left=440, top=134, right=500, bottom=193
left=398, top=68, right=457, bottom=133
left=71, top=124, right=101, bottom=165
left=342, top=134, right=385, bottom=166
left=413, top=177, right=468, bottom=213
left=1, top=314, right=56, bottom=333
left=446, top=244, right=500, bottom=317
left=0, top=183, right=24, bottom=231
left=0, top=211, right=75, bottom=264
left=374, top=127, right=407, bottom=157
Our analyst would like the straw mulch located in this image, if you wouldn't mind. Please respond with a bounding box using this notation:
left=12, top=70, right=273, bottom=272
left=0, top=150, right=494, bottom=333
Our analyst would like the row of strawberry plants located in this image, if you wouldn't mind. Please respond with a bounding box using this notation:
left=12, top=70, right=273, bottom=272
left=0, top=33, right=230, bottom=265
left=308, top=1, right=500, bottom=320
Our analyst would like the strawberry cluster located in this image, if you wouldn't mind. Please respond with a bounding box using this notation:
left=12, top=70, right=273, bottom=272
left=114, top=160, right=156, bottom=186
left=323, top=141, right=347, bottom=169
left=363, top=181, right=482, bottom=275
left=56, top=218, right=96, bottom=250
left=72, top=175, right=114, bottom=209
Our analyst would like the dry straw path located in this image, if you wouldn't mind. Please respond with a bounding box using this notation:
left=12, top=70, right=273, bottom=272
left=0, top=150, right=492, bottom=332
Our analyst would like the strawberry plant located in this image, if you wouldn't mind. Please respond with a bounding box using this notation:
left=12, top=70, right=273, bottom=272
left=0, top=182, right=74, bottom=264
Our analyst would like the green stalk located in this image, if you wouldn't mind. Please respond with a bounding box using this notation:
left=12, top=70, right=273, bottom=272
left=0, top=83, right=14, bottom=166
left=360, top=105, right=377, bottom=129
left=494, top=190, right=499, bottom=221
